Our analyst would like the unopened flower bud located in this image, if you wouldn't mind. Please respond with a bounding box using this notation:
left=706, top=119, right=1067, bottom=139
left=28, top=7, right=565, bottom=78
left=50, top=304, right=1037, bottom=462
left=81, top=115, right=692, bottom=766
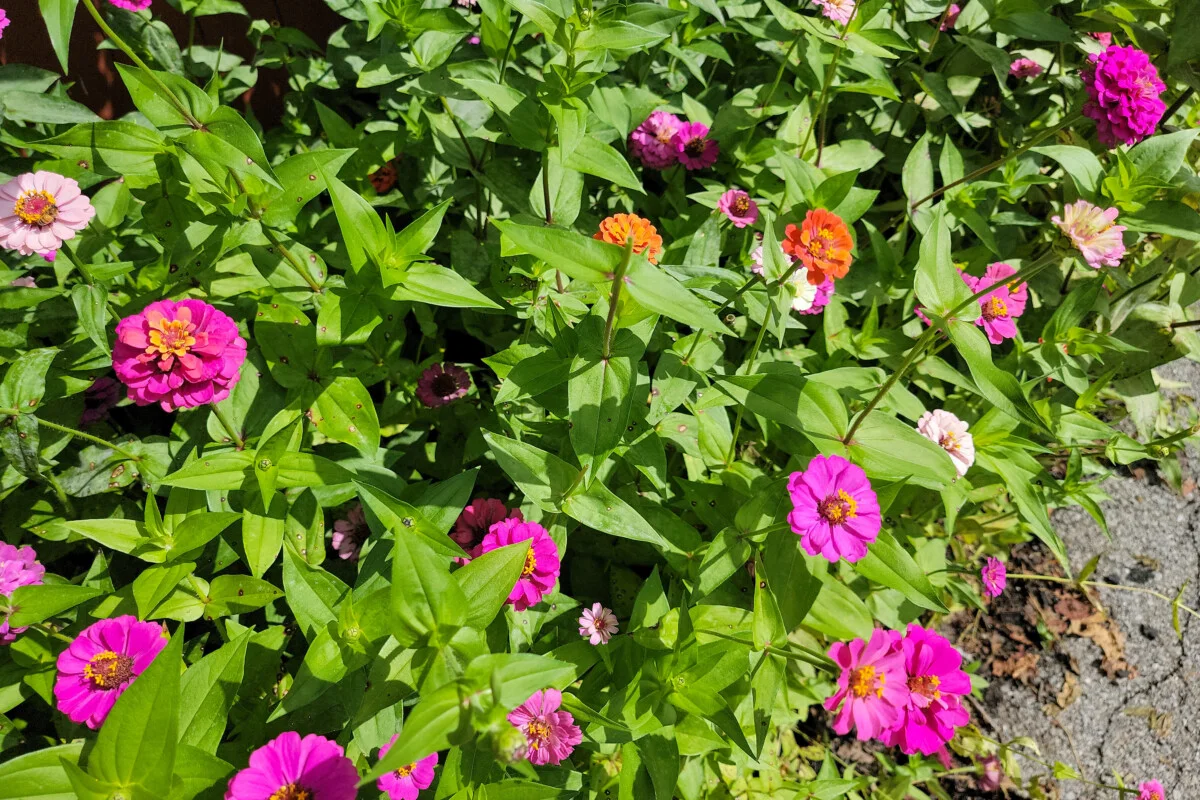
left=491, top=722, right=529, bottom=764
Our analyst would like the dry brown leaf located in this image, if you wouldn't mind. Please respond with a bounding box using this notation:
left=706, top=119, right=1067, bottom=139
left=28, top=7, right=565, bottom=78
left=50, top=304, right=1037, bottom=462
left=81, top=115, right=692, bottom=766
left=992, top=650, right=1040, bottom=681
left=1055, top=672, right=1082, bottom=710
left=1054, top=595, right=1092, bottom=622
left=1069, top=616, right=1136, bottom=679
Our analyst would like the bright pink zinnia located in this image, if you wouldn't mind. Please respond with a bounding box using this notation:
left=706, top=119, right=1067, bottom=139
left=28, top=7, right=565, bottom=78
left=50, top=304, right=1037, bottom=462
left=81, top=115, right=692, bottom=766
left=812, top=0, right=855, bottom=26
left=376, top=736, right=438, bottom=800
left=0, top=172, right=95, bottom=256
left=225, top=731, right=358, bottom=800
left=981, top=557, right=1006, bottom=598
left=1082, top=45, right=1166, bottom=147
left=480, top=518, right=560, bottom=611
left=0, top=9, right=10, bottom=39
left=332, top=503, right=368, bottom=562
left=916, top=409, right=974, bottom=478
left=672, top=122, right=719, bottom=170
left=787, top=454, right=881, bottom=563
left=1052, top=199, right=1126, bottom=269
left=629, top=111, right=683, bottom=171
left=1139, top=780, right=1166, bottom=800
left=112, top=299, right=247, bottom=412
left=53, top=616, right=167, bottom=729
left=717, top=189, right=759, bottom=228
left=824, top=628, right=908, bottom=741
left=451, top=498, right=522, bottom=561
left=1009, top=58, right=1043, bottom=79
left=0, top=543, right=44, bottom=644
left=107, top=0, right=153, bottom=10
left=416, top=363, right=470, bottom=408
left=578, top=603, right=618, bottom=645
left=880, top=625, right=972, bottom=755
left=971, top=262, right=1026, bottom=345
left=940, top=3, right=960, bottom=30
left=507, top=688, right=583, bottom=766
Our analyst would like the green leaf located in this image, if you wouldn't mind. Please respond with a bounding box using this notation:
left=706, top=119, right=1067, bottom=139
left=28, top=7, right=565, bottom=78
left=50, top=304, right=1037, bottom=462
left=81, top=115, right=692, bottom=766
left=0, top=742, right=83, bottom=800
left=64, top=519, right=146, bottom=553
left=35, top=121, right=168, bottom=176
left=317, top=288, right=383, bottom=346
left=1128, top=130, right=1200, bottom=184
left=0, top=91, right=99, bottom=124
left=901, top=131, right=933, bottom=231
left=714, top=367, right=847, bottom=450
left=8, top=584, right=103, bottom=627
left=563, top=137, right=643, bottom=191
left=847, top=411, right=956, bottom=489
left=913, top=206, right=975, bottom=319
left=310, top=376, right=381, bottom=454
left=495, top=220, right=619, bottom=283
left=946, top=320, right=1046, bottom=430
left=0, top=348, right=58, bottom=413
left=38, top=0, right=79, bottom=73
left=160, top=452, right=252, bottom=489
left=322, top=170, right=388, bottom=270
left=390, top=263, right=502, bottom=309
left=259, top=148, right=356, bottom=227
left=207, top=576, right=283, bottom=616
left=390, top=525, right=468, bottom=646
left=483, top=432, right=579, bottom=511
left=455, top=541, right=529, bottom=629
left=357, top=481, right=464, bottom=557
left=167, top=512, right=241, bottom=560
left=853, top=531, right=947, bottom=611
left=1032, top=145, right=1104, bottom=199
left=568, top=317, right=639, bottom=471
left=277, top=452, right=355, bottom=488
left=562, top=474, right=678, bottom=553
left=624, top=257, right=728, bottom=331
left=242, top=491, right=288, bottom=578
left=178, top=631, right=251, bottom=753
left=366, top=682, right=465, bottom=781
left=252, top=415, right=302, bottom=506
left=282, top=547, right=347, bottom=640
left=132, top=562, right=195, bottom=619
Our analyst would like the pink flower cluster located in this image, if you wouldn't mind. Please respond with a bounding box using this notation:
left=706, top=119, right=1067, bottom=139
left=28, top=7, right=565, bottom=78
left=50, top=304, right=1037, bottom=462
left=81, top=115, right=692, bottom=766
left=1082, top=44, right=1166, bottom=147
left=629, top=111, right=718, bottom=171
left=0, top=9, right=9, bottom=40
left=825, top=625, right=972, bottom=756
left=331, top=503, right=369, bottom=561
left=0, top=543, right=44, bottom=644
left=981, top=557, right=1007, bottom=597
left=917, top=263, right=1028, bottom=345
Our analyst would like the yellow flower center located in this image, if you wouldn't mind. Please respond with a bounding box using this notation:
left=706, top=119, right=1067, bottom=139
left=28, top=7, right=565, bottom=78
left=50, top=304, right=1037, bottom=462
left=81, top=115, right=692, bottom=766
left=147, top=317, right=197, bottom=358
left=269, top=784, right=312, bottom=800
left=84, top=650, right=135, bottom=690
left=395, top=763, right=415, bottom=778
left=521, top=546, right=537, bottom=577
left=939, top=431, right=958, bottom=452
left=656, top=128, right=674, bottom=145
left=849, top=665, right=885, bottom=698
left=817, top=489, right=857, bottom=525
left=14, top=190, right=58, bottom=227
left=981, top=296, right=1008, bottom=321
left=526, top=719, right=552, bottom=750
left=908, top=674, right=942, bottom=700
left=732, top=195, right=750, bottom=215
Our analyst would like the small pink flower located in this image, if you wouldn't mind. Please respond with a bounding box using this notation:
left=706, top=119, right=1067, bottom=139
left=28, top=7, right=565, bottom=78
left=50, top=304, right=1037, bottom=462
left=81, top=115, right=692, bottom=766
left=971, top=262, right=1027, bottom=345
left=456, top=0, right=477, bottom=6
left=1082, top=45, right=1166, bottom=147
left=916, top=409, right=974, bottom=478
left=507, top=688, right=582, bottom=766
left=0, top=9, right=10, bottom=40
left=331, top=503, right=368, bottom=562
left=750, top=242, right=791, bottom=276
left=797, top=276, right=834, bottom=315
left=0, top=543, right=44, bottom=644
left=717, top=189, right=758, bottom=228
left=468, top=35, right=480, bottom=44
left=41, top=249, right=57, bottom=263
left=824, top=628, right=908, bottom=741
left=107, top=0, right=153, bottom=10
left=0, top=172, right=95, bottom=256
left=1052, top=199, right=1126, bottom=269
left=376, top=737, right=438, bottom=800
left=1089, top=32, right=1113, bottom=47
left=480, top=518, right=560, bottom=611
left=978, top=754, right=1003, bottom=790
left=53, top=616, right=167, bottom=729
left=1009, top=58, right=1043, bottom=79
left=981, top=557, right=1006, bottom=598
left=451, top=498, right=522, bottom=561
left=940, top=3, right=960, bottom=30
left=80, top=376, right=122, bottom=427
left=9, top=276, right=35, bottom=288
left=672, top=122, right=719, bottom=170
left=787, top=454, right=881, bottom=563
left=880, top=625, right=972, bottom=755
left=416, top=363, right=471, bottom=408
left=629, top=111, right=683, bottom=171
left=225, top=731, right=358, bottom=800
left=787, top=267, right=835, bottom=315
left=578, top=603, right=618, bottom=645
left=812, top=0, right=856, bottom=26
left=1138, top=780, right=1166, bottom=800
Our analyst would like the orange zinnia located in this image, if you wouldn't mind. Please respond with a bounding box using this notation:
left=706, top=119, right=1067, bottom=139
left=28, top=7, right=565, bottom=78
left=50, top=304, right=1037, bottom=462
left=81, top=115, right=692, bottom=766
left=782, top=208, right=854, bottom=285
left=594, top=213, right=663, bottom=264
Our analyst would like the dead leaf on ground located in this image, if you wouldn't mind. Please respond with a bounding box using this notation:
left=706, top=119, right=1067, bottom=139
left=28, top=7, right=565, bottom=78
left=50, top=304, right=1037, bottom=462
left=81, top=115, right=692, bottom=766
left=1069, top=613, right=1136, bottom=679
left=1124, top=705, right=1172, bottom=738
left=1055, top=672, right=1082, bottom=711
left=992, top=650, right=1040, bottom=681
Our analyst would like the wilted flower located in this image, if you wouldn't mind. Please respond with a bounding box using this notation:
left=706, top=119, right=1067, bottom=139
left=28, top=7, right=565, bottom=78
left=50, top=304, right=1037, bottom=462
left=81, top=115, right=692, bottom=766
left=594, top=213, right=663, bottom=264
left=480, top=518, right=560, bottom=611
left=981, top=557, right=1007, bottom=598
left=0, top=543, right=44, bottom=644
left=916, top=409, right=975, bottom=478
left=787, top=454, right=881, bottom=563
left=492, top=722, right=531, bottom=763
left=1052, top=199, right=1126, bottom=269
left=717, top=189, right=759, bottom=228
left=940, top=3, right=960, bottom=30
left=1082, top=45, right=1166, bottom=147
left=672, top=122, right=719, bottom=170
left=970, top=262, right=1027, bottom=345
left=629, top=111, right=683, bottom=171
left=416, top=363, right=471, bottom=408
left=54, top=616, right=167, bottom=729
left=1138, top=780, right=1166, bottom=800
left=1009, top=58, right=1043, bottom=79
left=824, top=629, right=908, bottom=741
left=225, top=731, right=358, bottom=800
left=107, top=0, right=153, bottom=9
left=782, top=209, right=853, bottom=285
left=376, top=738, right=438, bottom=800
left=0, top=172, right=95, bottom=256
left=578, top=603, right=618, bottom=645
left=451, top=498, right=522, bottom=561
left=978, top=754, right=1003, bottom=790
left=812, top=0, right=855, bottom=26
left=880, top=625, right=972, bottom=755
left=507, top=689, right=582, bottom=766
left=331, top=503, right=369, bottom=562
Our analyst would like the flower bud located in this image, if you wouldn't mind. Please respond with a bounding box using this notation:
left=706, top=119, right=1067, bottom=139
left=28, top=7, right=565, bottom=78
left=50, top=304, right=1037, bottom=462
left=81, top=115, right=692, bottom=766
left=491, top=722, right=529, bottom=764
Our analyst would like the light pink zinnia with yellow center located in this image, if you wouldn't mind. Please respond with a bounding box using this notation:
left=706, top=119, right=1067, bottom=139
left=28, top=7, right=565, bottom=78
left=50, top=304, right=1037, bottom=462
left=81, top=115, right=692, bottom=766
left=0, top=172, right=95, bottom=256
left=813, top=0, right=855, bottom=25
left=916, top=409, right=975, bottom=478
left=1052, top=199, right=1126, bottom=269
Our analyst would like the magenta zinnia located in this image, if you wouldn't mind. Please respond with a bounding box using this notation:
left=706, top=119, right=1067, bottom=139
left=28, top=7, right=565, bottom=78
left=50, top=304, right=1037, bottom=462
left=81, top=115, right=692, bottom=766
left=629, top=111, right=683, bottom=171
left=578, top=603, right=618, bottom=645
left=0, top=543, right=45, bottom=644
left=1009, top=58, right=1043, bottom=79
left=717, top=189, right=759, bottom=228
left=451, top=498, right=522, bottom=561
left=824, top=628, right=908, bottom=741
left=970, top=263, right=1027, bottom=345
left=1082, top=44, right=1166, bottom=147
left=916, top=409, right=974, bottom=478
left=0, top=9, right=9, bottom=39
left=980, top=557, right=1006, bottom=598
left=1138, top=780, right=1165, bottom=800
left=1052, top=199, right=1126, bottom=269
left=0, top=172, right=95, bottom=256
left=112, top=299, right=247, bottom=412
left=480, top=518, right=560, bottom=611
left=331, top=503, right=368, bottom=562
left=880, top=625, right=972, bottom=755
left=672, top=122, right=719, bottom=170
left=107, top=0, right=153, bottom=10
left=53, top=616, right=167, bottom=729
left=507, top=688, right=583, bottom=766
left=225, top=731, right=358, bottom=800
left=376, top=736, right=438, bottom=800
left=416, top=362, right=471, bottom=408
left=787, top=454, right=881, bottom=563
left=939, top=3, right=960, bottom=30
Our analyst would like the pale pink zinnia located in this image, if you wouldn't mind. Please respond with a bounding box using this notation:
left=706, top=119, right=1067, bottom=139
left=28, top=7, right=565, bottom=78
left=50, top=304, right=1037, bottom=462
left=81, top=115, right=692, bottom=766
left=1082, top=45, right=1166, bottom=147
left=813, top=0, right=856, bottom=25
left=507, top=688, right=582, bottom=766
left=1052, top=199, right=1126, bottom=269
left=1009, top=58, right=1043, bottom=79
left=916, top=409, right=975, bottom=478
left=978, top=754, right=1003, bottom=790
left=970, top=262, right=1027, bottom=345
left=225, top=731, right=358, bottom=800
left=416, top=363, right=471, bottom=408
left=672, top=122, right=719, bottom=170
left=0, top=9, right=10, bottom=40
left=0, top=543, right=45, bottom=644
left=451, top=498, right=523, bottom=561
left=9, top=276, right=35, bottom=288
left=824, top=628, right=908, bottom=741
left=880, top=625, right=972, bottom=755
left=981, top=557, right=1006, bottom=597
left=479, top=518, right=560, bottom=611
left=376, top=736, right=438, bottom=800
left=717, top=189, right=758, bottom=228
left=629, top=111, right=683, bottom=171
left=331, top=503, right=369, bottom=562
left=787, top=454, right=881, bottom=563
left=940, top=3, right=960, bottom=30
left=750, top=242, right=790, bottom=276
left=0, top=172, right=95, bottom=256
left=1138, top=780, right=1165, bottom=800
left=578, top=603, right=618, bottom=645
left=1089, top=32, right=1113, bottom=47
left=112, top=299, right=247, bottom=412
left=53, top=616, right=167, bottom=729
left=107, top=0, right=153, bottom=10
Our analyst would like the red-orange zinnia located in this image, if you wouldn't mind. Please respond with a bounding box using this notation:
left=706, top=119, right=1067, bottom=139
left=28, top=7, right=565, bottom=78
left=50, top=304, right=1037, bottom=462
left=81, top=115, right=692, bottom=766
left=782, top=209, right=854, bottom=285
left=594, top=213, right=663, bottom=264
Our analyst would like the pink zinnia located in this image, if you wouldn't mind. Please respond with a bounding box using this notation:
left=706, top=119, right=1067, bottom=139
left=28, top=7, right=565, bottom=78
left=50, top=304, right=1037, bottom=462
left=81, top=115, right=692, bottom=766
left=225, top=731, right=358, bottom=800
left=507, top=688, right=582, bottom=766
left=978, top=754, right=1003, bottom=790
left=940, top=3, right=960, bottom=30
left=787, top=454, right=881, bottom=563
left=824, top=629, right=908, bottom=741
left=480, top=518, right=560, bottom=611
left=80, top=376, right=122, bottom=427
left=812, top=0, right=855, bottom=25
left=1009, top=58, right=1043, bottom=79
left=628, top=111, right=683, bottom=171
left=717, top=189, right=759, bottom=228
left=41, top=249, right=57, bottom=263
left=112, top=299, right=247, bottom=412
left=0, top=543, right=45, bottom=644
left=0, top=9, right=9, bottom=40
left=980, top=557, right=1006, bottom=598
left=376, top=736, right=438, bottom=800
left=578, top=603, right=618, bottom=645
left=672, top=122, right=719, bottom=170
left=53, top=616, right=167, bottom=729
left=1082, top=45, right=1166, bottom=147
left=970, top=262, right=1027, bottom=345
left=107, top=0, right=152, bottom=10
left=416, top=363, right=470, bottom=408
left=1052, top=199, right=1126, bottom=269
left=1138, top=780, right=1166, bottom=800
left=750, top=242, right=790, bottom=276
left=9, top=276, right=35, bottom=288
left=1089, top=32, right=1113, bottom=47
left=451, top=498, right=522, bottom=561
left=916, top=409, right=974, bottom=478
left=0, top=172, right=95, bottom=256
left=880, top=625, right=972, bottom=755
left=331, top=503, right=368, bottom=562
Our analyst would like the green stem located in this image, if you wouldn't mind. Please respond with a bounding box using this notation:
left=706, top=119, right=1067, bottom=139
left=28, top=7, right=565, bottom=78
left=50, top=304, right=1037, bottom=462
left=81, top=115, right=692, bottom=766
left=440, top=96, right=480, bottom=169
left=800, top=8, right=858, bottom=163
left=601, top=240, right=635, bottom=359
left=497, top=13, right=522, bottom=82
left=4, top=411, right=142, bottom=462
left=229, top=170, right=322, bottom=293
left=210, top=402, right=245, bottom=450
left=759, top=31, right=802, bottom=109
left=1007, top=573, right=1200, bottom=621
left=726, top=303, right=773, bottom=465
left=60, top=243, right=95, bottom=284
left=696, top=629, right=838, bottom=673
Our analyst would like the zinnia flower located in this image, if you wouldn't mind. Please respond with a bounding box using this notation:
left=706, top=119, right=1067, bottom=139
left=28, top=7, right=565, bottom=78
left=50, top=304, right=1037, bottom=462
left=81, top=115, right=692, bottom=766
left=107, top=0, right=152, bottom=10
left=824, top=628, right=908, bottom=741
left=479, top=518, right=560, bottom=611
left=41, top=249, right=57, bottom=263
left=369, top=161, right=398, bottom=193
left=629, top=111, right=683, bottom=171
left=0, top=172, right=95, bottom=256
left=788, top=267, right=835, bottom=315
left=594, top=213, right=663, bottom=264
left=1082, top=45, right=1166, bottom=147
left=1009, top=58, right=1043, bottom=79
left=717, top=189, right=759, bottom=228
left=456, top=0, right=477, bottom=6
left=940, top=3, right=960, bottom=30
left=9, top=276, right=35, bottom=288
left=507, top=688, right=583, bottom=766
left=782, top=209, right=853, bottom=284
left=1089, top=32, right=1113, bottom=47
left=978, top=754, right=1003, bottom=790
left=416, top=363, right=471, bottom=408
left=0, top=9, right=10, bottom=39
left=916, top=409, right=975, bottom=478
left=451, top=498, right=522, bottom=561
left=970, top=262, right=1027, bottom=345
left=112, top=299, right=247, bottom=412
left=980, top=557, right=1006, bottom=598
left=812, top=0, right=855, bottom=26
left=787, top=454, right=881, bottom=563
left=1138, top=780, right=1166, bottom=800
left=671, top=122, right=719, bottom=170
left=750, top=242, right=790, bottom=276
left=1052, top=199, right=1126, bottom=269
left=80, top=376, right=122, bottom=427
left=331, top=503, right=368, bottom=562
left=225, top=731, right=358, bottom=800
left=0, top=543, right=44, bottom=645
left=578, top=603, right=618, bottom=645
left=880, top=625, right=972, bottom=755
left=53, top=616, right=167, bottom=729
left=376, top=737, right=438, bottom=800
